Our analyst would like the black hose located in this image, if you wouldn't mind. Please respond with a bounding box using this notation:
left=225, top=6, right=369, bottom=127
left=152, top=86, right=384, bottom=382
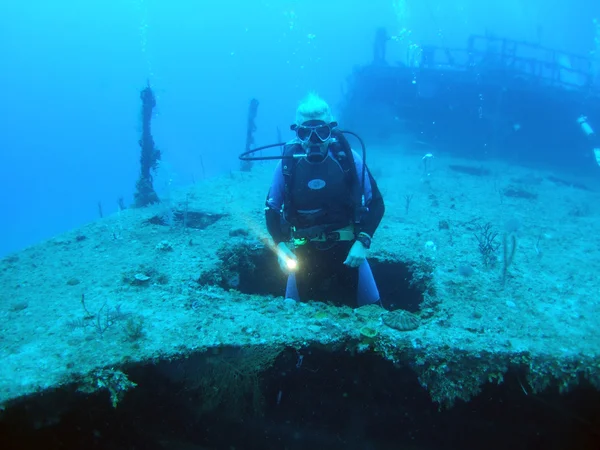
left=238, top=131, right=367, bottom=192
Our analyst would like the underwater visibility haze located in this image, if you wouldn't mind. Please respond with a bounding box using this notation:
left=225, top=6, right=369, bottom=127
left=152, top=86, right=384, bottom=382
left=1, top=0, right=600, bottom=449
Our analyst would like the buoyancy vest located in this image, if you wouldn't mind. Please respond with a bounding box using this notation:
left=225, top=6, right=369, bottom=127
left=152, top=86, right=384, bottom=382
left=281, top=130, right=363, bottom=235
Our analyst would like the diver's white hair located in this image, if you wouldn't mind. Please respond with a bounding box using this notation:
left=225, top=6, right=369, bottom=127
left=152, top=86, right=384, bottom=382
left=295, top=92, right=334, bottom=125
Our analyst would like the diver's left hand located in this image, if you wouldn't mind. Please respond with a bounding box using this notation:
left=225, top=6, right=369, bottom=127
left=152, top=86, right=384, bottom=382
left=343, top=240, right=368, bottom=268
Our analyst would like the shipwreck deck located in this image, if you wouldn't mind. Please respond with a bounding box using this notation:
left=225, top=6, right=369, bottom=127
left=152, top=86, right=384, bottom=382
left=1, top=145, right=600, bottom=446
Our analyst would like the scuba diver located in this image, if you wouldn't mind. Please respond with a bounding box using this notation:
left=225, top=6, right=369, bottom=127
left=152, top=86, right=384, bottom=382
left=240, top=93, right=385, bottom=307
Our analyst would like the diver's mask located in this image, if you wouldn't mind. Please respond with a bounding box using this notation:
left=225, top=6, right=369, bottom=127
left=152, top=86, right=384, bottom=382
left=291, top=120, right=338, bottom=163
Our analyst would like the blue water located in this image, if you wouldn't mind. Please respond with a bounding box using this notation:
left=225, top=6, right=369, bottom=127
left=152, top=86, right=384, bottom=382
left=1, top=0, right=598, bottom=257
left=2, top=2, right=600, bottom=449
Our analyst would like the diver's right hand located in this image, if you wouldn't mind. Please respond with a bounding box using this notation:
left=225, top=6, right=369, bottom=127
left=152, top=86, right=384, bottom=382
left=276, top=242, right=298, bottom=274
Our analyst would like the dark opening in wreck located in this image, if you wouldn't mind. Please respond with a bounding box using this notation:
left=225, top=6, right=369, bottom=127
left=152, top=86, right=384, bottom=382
left=198, top=241, right=426, bottom=312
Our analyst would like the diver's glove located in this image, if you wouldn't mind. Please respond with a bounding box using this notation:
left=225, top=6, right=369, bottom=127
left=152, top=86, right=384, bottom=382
left=276, top=242, right=298, bottom=274
left=343, top=239, right=369, bottom=268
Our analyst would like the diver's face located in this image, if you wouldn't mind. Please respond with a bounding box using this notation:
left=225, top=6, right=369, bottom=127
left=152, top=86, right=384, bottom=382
left=296, top=120, right=333, bottom=163
left=295, top=120, right=333, bottom=144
